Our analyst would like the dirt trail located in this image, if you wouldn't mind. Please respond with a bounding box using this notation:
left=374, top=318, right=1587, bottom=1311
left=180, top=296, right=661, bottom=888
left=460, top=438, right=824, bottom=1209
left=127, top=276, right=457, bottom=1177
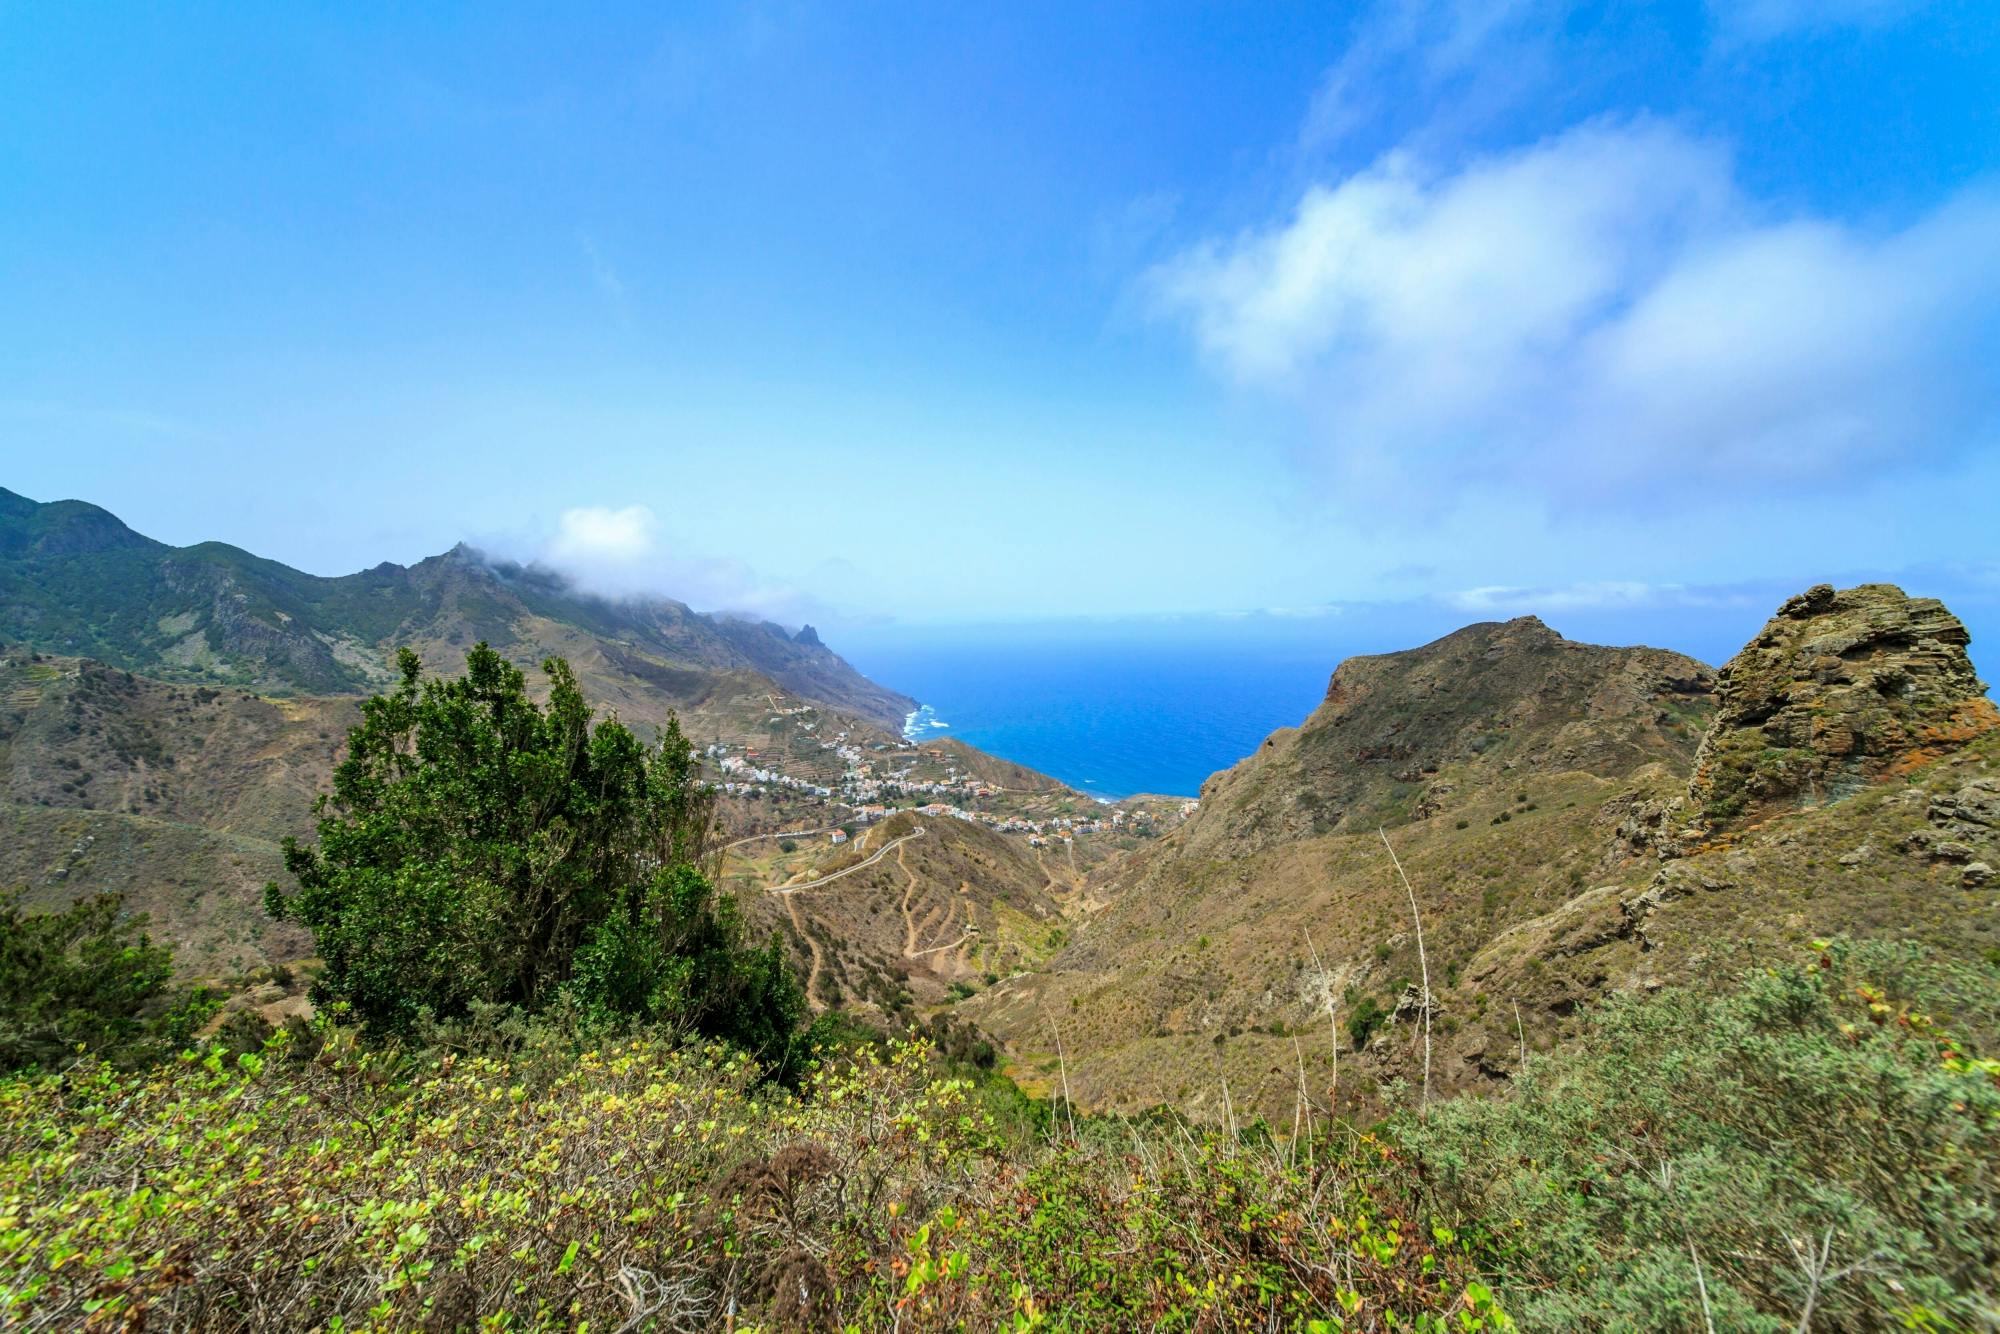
left=1035, top=845, right=1084, bottom=897
left=784, top=893, right=826, bottom=1006
left=912, top=892, right=972, bottom=964
left=897, top=843, right=923, bottom=957
left=894, top=846, right=977, bottom=963
left=912, top=901, right=946, bottom=952
left=909, top=924, right=974, bottom=957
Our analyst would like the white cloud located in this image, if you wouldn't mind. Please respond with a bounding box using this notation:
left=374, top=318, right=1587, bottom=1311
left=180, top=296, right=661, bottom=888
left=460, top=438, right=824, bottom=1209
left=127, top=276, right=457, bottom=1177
left=1151, top=118, right=2000, bottom=510
left=535, top=504, right=817, bottom=623
left=548, top=504, right=655, bottom=567
left=1442, top=581, right=1739, bottom=614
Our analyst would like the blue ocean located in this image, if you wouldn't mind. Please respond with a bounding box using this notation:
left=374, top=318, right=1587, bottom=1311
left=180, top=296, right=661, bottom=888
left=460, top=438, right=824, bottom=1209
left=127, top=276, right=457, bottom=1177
left=847, top=639, right=1334, bottom=799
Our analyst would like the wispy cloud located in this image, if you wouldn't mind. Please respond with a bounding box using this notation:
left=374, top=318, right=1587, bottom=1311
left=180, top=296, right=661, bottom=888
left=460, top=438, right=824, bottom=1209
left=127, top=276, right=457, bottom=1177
left=1299, top=0, right=1936, bottom=151
left=1150, top=116, right=2000, bottom=513
left=577, top=232, right=631, bottom=315
left=1300, top=0, right=1559, bottom=160
left=1441, top=580, right=1749, bottom=614
left=1708, top=0, right=1929, bottom=46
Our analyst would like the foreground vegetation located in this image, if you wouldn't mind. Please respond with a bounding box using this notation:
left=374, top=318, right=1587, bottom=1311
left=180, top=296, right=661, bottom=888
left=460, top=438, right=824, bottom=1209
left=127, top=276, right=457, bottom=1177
left=3, top=939, right=1994, bottom=1331
left=0, top=888, right=214, bottom=1072
left=0, top=1027, right=1499, bottom=1332
left=1407, top=939, right=2000, bottom=1331
left=265, top=646, right=808, bottom=1074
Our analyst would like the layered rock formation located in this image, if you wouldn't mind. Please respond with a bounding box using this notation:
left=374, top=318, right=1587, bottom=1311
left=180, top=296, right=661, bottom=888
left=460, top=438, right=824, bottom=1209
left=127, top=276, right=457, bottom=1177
left=1448, top=583, right=2000, bottom=1088
left=1688, top=583, right=1997, bottom=829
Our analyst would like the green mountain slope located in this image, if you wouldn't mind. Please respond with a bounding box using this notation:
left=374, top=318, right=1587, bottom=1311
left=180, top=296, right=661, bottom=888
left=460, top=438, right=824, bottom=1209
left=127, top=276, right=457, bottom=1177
left=0, top=486, right=913, bottom=728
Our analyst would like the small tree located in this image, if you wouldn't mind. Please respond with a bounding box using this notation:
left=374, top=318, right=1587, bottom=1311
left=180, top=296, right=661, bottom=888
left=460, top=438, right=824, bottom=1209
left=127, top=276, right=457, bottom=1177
left=0, top=889, right=201, bottom=1071
left=266, top=645, right=805, bottom=1069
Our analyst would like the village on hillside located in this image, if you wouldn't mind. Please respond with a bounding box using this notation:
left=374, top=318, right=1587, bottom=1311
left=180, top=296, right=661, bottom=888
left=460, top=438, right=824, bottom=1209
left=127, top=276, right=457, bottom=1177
left=699, top=703, right=1196, bottom=848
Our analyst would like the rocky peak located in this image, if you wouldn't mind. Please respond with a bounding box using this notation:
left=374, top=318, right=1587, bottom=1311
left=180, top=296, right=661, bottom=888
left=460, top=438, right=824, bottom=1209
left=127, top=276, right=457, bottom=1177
left=1491, top=613, right=1558, bottom=643
left=1688, top=583, right=1996, bottom=828
left=1178, top=617, right=1717, bottom=855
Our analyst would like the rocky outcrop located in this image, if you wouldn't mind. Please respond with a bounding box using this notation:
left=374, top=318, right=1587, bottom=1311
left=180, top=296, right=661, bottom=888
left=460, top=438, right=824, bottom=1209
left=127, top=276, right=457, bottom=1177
left=1928, top=777, right=2000, bottom=840
left=1904, top=776, right=2000, bottom=869
left=1688, top=584, right=1997, bottom=828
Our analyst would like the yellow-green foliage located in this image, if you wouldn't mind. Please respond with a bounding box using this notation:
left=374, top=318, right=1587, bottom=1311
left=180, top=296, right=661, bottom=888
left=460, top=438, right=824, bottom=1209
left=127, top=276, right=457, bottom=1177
left=0, top=1031, right=1505, bottom=1332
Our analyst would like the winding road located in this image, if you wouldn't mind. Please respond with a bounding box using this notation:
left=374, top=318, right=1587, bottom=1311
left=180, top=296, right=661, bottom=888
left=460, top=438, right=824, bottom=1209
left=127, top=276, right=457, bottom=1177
left=768, top=826, right=926, bottom=895
left=722, top=826, right=841, bottom=853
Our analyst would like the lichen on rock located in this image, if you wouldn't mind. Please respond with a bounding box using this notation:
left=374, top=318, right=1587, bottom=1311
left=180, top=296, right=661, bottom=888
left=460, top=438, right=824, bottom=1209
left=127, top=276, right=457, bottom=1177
left=1687, top=583, right=1997, bottom=829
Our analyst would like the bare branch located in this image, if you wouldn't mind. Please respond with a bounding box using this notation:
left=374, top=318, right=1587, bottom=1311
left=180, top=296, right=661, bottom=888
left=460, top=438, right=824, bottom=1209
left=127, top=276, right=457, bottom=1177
left=1379, top=827, right=1431, bottom=1116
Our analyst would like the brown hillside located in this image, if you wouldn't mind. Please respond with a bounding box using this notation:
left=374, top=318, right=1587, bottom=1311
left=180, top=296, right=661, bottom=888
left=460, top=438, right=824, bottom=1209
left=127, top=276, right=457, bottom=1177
left=968, top=615, right=1716, bottom=1118
left=0, top=646, right=353, bottom=836
left=1180, top=616, right=1714, bottom=858
left=0, top=643, right=1082, bottom=993
left=0, top=803, right=308, bottom=976
left=723, top=811, right=1072, bottom=1022
left=968, top=586, right=1997, bottom=1127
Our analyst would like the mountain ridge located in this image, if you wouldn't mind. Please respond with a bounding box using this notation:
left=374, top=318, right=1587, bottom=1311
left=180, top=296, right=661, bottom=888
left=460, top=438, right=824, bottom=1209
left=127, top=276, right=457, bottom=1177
left=10, top=487, right=1997, bottom=1131
left=0, top=486, right=1105, bottom=996
left=0, top=486, right=912, bottom=729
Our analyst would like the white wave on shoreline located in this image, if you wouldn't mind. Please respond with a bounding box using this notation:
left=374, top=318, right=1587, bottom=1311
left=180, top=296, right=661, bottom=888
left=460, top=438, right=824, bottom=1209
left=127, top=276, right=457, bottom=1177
left=902, top=704, right=951, bottom=741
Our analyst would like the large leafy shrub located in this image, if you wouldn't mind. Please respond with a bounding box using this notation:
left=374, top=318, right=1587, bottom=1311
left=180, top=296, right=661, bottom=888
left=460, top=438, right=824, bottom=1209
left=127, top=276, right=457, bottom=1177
left=264, top=644, right=804, bottom=1068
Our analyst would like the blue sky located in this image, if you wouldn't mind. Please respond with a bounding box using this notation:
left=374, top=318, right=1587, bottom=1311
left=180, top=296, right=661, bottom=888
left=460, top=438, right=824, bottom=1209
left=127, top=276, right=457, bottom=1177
left=4, top=1, right=1998, bottom=648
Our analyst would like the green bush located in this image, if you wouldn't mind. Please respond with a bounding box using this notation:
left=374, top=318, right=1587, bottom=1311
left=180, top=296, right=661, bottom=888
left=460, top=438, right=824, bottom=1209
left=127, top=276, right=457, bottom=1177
left=0, top=889, right=213, bottom=1072
left=1347, top=994, right=1388, bottom=1048
left=1401, top=939, right=2000, bottom=1330
left=264, top=644, right=805, bottom=1071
